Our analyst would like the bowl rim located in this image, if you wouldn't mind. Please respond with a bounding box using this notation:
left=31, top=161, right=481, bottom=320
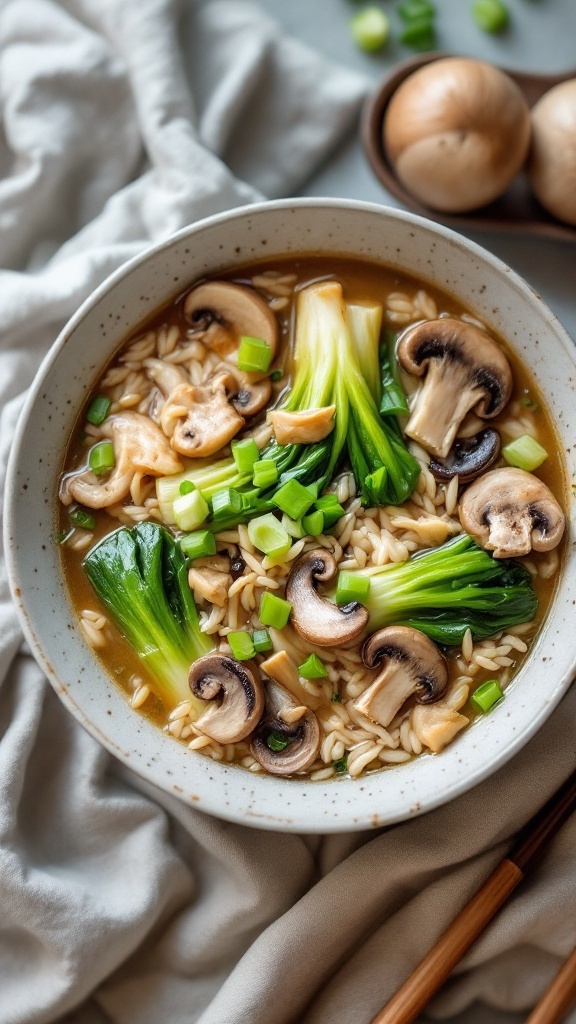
left=5, top=196, right=576, bottom=833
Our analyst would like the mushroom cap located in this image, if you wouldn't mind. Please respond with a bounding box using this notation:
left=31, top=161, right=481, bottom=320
left=189, top=653, right=264, bottom=744
left=61, top=412, right=182, bottom=509
left=184, top=281, right=278, bottom=359
left=362, top=625, right=448, bottom=705
left=250, top=681, right=320, bottom=776
left=529, top=80, right=576, bottom=227
left=459, top=467, right=565, bottom=559
left=222, top=362, right=272, bottom=418
left=429, top=428, right=501, bottom=483
left=383, top=58, right=531, bottom=213
left=285, top=548, right=369, bottom=647
left=397, top=318, right=512, bottom=459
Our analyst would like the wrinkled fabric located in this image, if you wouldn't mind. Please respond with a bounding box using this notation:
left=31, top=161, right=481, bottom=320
left=0, top=2, right=574, bottom=1024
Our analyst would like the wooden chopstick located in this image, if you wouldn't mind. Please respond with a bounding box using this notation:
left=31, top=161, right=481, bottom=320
left=525, top=944, right=576, bottom=1024
left=371, top=770, right=576, bottom=1024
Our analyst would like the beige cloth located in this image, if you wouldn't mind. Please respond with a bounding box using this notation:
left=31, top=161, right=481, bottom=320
left=0, top=1, right=574, bottom=1023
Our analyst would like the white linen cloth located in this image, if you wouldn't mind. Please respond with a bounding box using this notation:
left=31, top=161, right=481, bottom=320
left=0, top=2, right=574, bottom=1023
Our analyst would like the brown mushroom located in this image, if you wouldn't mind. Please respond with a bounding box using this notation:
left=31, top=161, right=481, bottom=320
left=222, top=362, right=272, bottom=418
left=459, top=467, right=565, bottom=558
left=160, top=369, right=245, bottom=457
left=189, top=653, right=264, bottom=744
left=354, top=626, right=448, bottom=728
left=250, top=680, right=320, bottom=776
left=60, top=412, right=182, bottom=509
left=184, top=281, right=278, bottom=359
left=285, top=549, right=369, bottom=647
left=397, top=319, right=512, bottom=459
left=268, top=406, right=336, bottom=446
left=429, top=428, right=501, bottom=483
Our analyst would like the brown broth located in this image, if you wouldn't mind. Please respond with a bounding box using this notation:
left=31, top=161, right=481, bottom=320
left=58, top=256, right=566, bottom=762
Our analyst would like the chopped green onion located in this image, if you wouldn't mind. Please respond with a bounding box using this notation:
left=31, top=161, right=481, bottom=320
left=299, top=654, right=328, bottom=679
left=336, top=571, right=371, bottom=606
left=281, top=514, right=306, bottom=539
left=210, top=487, right=243, bottom=522
left=334, top=754, right=349, bottom=773
left=86, top=395, right=111, bottom=426
left=241, top=488, right=260, bottom=511
left=399, top=17, right=436, bottom=48
left=314, top=494, right=345, bottom=529
left=273, top=478, right=315, bottom=520
left=179, top=530, right=216, bottom=560
left=69, top=507, right=96, bottom=530
left=397, top=0, right=435, bottom=19
left=173, top=489, right=209, bottom=532
left=472, top=0, right=509, bottom=32
left=502, top=435, right=548, bottom=472
left=302, top=509, right=324, bottom=537
left=179, top=480, right=196, bottom=496
left=228, top=630, right=256, bottom=661
left=305, top=481, right=320, bottom=499
left=253, top=628, right=273, bottom=653
left=89, top=441, right=115, bottom=475
left=267, top=730, right=290, bottom=752
left=471, top=679, right=504, bottom=713
left=350, top=7, right=390, bottom=52
left=232, top=438, right=260, bottom=475
left=270, top=369, right=283, bottom=382
left=58, top=528, right=74, bottom=544
left=248, top=513, right=290, bottom=557
left=331, top=692, right=342, bottom=703
left=237, top=335, right=272, bottom=373
left=259, top=592, right=292, bottom=629
left=253, top=459, right=279, bottom=490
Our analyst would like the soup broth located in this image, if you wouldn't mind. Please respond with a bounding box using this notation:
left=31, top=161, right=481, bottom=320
left=59, top=257, right=565, bottom=780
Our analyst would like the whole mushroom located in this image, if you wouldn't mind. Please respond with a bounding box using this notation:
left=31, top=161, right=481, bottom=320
left=285, top=548, right=369, bottom=647
left=397, top=318, right=512, bottom=459
left=189, top=653, right=265, bottom=744
left=459, top=467, right=565, bottom=558
left=529, top=80, right=576, bottom=227
left=250, top=680, right=321, bottom=776
left=354, top=626, right=448, bottom=728
left=384, top=57, right=531, bottom=213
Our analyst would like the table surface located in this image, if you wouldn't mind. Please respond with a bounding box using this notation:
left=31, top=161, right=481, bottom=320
left=259, top=2, right=575, bottom=1022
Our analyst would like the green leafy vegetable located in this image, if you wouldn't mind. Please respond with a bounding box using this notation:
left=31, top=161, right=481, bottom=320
left=352, top=534, right=538, bottom=645
left=379, top=329, right=409, bottom=417
left=334, top=754, right=349, bottom=773
left=84, top=522, right=213, bottom=711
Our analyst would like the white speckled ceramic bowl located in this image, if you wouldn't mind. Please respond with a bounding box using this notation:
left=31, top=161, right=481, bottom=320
left=5, top=200, right=576, bottom=832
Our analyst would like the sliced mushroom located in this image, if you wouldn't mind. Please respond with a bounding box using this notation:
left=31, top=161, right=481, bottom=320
left=250, top=680, right=320, bottom=775
left=221, top=361, right=272, bottom=418
left=268, top=406, right=336, bottom=446
left=459, top=467, right=565, bottom=558
left=189, top=653, right=264, bottom=744
left=60, top=412, right=182, bottom=509
left=429, top=428, right=501, bottom=483
left=410, top=701, right=468, bottom=753
left=260, top=650, right=322, bottom=710
left=285, top=549, right=369, bottom=647
left=188, top=564, right=232, bottom=608
left=354, top=626, right=448, bottom=728
left=161, top=370, right=245, bottom=457
left=398, top=319, right=512, bottom=459
left=184, top=281, right=278, bottom=360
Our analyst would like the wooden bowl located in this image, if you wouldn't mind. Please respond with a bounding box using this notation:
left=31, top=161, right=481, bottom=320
left=362, top=52, right=576, bottom=243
